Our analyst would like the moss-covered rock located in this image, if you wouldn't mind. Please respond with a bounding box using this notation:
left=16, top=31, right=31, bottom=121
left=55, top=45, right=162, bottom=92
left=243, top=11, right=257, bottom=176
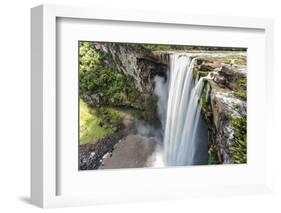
left=229, top=115, right=247, bottom=164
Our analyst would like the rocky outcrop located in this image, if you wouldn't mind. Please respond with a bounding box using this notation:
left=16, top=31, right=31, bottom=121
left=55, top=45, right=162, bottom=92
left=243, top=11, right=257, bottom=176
left=217, top=65, right=246, bottom=90
left=208, top=81, right=246, bottom=163
left=95, top=43, right=168, bottom=95
left=194, top=56, right=247, bottom=164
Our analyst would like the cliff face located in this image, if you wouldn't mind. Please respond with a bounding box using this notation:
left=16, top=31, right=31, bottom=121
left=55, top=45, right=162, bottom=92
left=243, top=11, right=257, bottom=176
left=194, top=56, right=247, bottom=164
left=87, top=43, right=169, bottom=125
left=87, top=43, right=247, bottom=164
left=95, top=43, right=168, bottom=95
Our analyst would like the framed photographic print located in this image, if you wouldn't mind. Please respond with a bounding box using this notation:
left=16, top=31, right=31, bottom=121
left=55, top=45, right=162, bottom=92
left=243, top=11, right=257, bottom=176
left=31, top=4, right=274, bottom=208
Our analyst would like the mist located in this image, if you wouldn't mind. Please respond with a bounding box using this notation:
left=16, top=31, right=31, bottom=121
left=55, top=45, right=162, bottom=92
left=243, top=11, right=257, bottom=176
left=153, top=75, right=170, bottom=133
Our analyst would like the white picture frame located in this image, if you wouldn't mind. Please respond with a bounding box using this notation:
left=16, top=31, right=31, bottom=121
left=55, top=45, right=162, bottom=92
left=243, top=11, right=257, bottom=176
left=31, top=4, right=274, bottom=208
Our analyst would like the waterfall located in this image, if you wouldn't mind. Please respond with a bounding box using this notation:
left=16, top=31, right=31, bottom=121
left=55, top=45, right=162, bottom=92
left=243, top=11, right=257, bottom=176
left=155, top=54, right=208, bottom=166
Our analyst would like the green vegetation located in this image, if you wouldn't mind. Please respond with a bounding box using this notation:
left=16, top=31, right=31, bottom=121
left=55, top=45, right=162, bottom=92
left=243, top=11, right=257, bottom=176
left=192, top=70, right=198, bottom=82
left=234, top=78, right=247, bottom=101
left=230, top=115, right=247, bottom=164
left=142, top=44, right=188, bottom=51
left=142, top=44, right=246, bottom=52
left=79, top=41, right=164, bottom=145
left=239, top=78, right=247, bottom=89
left=201, top=87, right=209, bottom=113
left=80, top=99, right=114, bottom=145
left=208, top=146, right=220, bottom=164
left=106, top=106, right=144, bottom=120
left=200, top=81, right=211, bottom=113
left=79, top=41, right=142, bottom=107
left=234, top=58, right=247, bottom=65
left=233, top=90, right=246, bottom=100
left=201, top=94, right=207, bottom=113
left=94, top=107, right=123, bottom=132
left=80, top=99, right=143, bottom=145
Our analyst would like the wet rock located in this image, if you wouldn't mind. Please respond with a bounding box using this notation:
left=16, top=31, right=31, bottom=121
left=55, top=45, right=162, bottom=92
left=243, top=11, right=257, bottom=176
left=218, top=65, right=245, bottom=90
left=220, top=65, right=238, bottom=75
left=205, top=81, right=246, bottom=163
left=199, top=63, right=219, bottom=71
left=214, top=75, right=226, bottom=85
left=153, top=52, right=170, bottom=65
left=99, top=135, right=158, bottom=169
left=79, top=129, right=132, bottom=170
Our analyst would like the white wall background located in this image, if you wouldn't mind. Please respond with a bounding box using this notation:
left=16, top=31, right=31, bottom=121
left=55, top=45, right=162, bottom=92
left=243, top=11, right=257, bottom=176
left=0, top=0, right=280, bottom=212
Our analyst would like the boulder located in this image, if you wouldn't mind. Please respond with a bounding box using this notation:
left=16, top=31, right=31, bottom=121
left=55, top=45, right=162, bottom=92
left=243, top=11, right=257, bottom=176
left=219, top=65, right=243, bottom=90
left=214, top=75, right=226, bottom=85
left=195, top=58, right=222, bottom=71
left=220, top=64, right=237, bottom=75
left=199, top=62, right=221, bottom=71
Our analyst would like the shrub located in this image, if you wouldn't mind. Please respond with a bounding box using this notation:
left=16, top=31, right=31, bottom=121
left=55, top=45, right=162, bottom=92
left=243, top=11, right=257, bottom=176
left=230, top=115, right=247, bottom=164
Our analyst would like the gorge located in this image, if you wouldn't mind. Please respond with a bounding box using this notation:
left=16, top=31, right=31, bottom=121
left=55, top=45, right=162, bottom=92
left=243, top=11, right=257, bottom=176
left=79, top=42, right=247, bottom=170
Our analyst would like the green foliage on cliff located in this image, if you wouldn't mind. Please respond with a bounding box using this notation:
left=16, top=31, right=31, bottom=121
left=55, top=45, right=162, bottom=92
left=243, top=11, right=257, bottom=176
left=201, top=82, right=211, bottom=113
left=239, top=78, right=247, bottom=90
left=79, top=41, right=142, bottom=107
left=208, top=146, right=220, bottom=164
left=230, top=115, right=247, bottom=164
left=79, top=41, right=164, bottom=144
left=234, top=91, right=246, bottom=100
left=234, top=58, right=247, bottom=65
left=234, top=78, right=247, bottom=101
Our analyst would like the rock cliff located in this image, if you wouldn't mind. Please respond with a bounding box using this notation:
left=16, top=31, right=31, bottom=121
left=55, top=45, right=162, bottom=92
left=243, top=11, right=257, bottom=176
left=94, top=43, right=168, bottom=95
left=85, top=43, right=247, bottom=164
left=193, top=55, right=247, bottom=164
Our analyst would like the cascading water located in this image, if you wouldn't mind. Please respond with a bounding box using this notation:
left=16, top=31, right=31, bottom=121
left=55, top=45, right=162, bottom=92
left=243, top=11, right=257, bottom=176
left=155, top=54, right=209, bottom=166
